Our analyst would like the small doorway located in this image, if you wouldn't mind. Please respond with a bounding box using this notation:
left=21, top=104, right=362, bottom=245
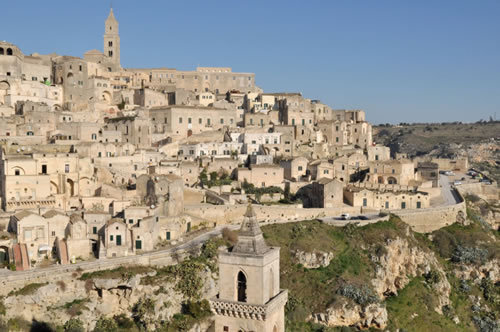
left=135, top=240, right=142, bottom=250
left=166, top=231, right=171, bottom=240
left=116, top=235, right=122, bottom=246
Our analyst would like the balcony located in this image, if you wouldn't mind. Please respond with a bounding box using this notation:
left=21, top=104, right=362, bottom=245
left=210, top=289, right=288, bottom=321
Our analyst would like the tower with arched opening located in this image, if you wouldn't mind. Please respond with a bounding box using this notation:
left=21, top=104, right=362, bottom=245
left=210, top=204, right=288, bottom=332
left=103, top=8, right=121, bottom=71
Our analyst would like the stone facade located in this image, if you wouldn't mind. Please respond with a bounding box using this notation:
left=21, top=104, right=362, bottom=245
left=211, top=205, right=287, bottom=332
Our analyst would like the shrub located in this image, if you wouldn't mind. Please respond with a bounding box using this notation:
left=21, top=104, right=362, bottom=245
left=222, top=227, right=238, bottom=245
left=63, top=318, right=85, bottom=332
left=113, top=314, right=135, bottom=329
left=337, top=284, right=378, bottom=306
left=424, top=270, right=441, bottom=285
left=132, top=297, right=156, bottom=330
left=84, top=279, right=93, bottom=293
left=93, top=316, right=117, bottom=332
left=186, top=300, right=211, bottom=320
left=57, top=280, right=67, bottom=292
left=451, top=245, right=488, bottom=265
left=8, top=282, right=47, bottom=297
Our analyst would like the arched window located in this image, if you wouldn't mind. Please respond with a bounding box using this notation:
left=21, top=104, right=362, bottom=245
left=237, top=271, right=247, bottom=302
left=7, top=48, right=13, bottom=56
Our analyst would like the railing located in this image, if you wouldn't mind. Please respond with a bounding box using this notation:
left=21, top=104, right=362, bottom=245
left=210, top=290, right=288, bottom=321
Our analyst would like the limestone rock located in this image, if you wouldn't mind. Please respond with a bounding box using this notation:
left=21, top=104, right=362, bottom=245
left=295, top=250, right=334, bottom=269
left=371, top=237, right=451, bottom=313
left=313, top=301, right=388, bottom=329
left=455, top=259, right=500, bottom=283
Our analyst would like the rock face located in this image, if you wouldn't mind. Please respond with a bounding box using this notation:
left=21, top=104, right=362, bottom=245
left=370, top=237, right=451, bottom=313
left=455, top=259, right=500, bottom=283
left=2, top=268, right=217, bottom=331
left=295, top=250, right=334, bottom=269
left=313, top=301, right=388, bottom=329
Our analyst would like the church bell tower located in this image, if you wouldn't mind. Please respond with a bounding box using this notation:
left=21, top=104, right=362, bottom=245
left=210, top=205, right=288, bottom=332
left=104, top=8, right=121, bottom=71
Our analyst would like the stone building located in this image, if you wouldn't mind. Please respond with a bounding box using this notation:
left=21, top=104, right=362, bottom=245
left=311, top=178, right=344, bottom=208
left=210, top=205, right=288, bottom=332
left=237, top=164, right=284, bottom=188
left=344, top=186, right=430, bottom=210
left=280, top=156, right=308, bottom=181
left=365, top=160, right=416, bottom=186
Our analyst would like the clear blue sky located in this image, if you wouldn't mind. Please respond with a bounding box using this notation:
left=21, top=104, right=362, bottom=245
left=3, top=0, right=500, bottom=124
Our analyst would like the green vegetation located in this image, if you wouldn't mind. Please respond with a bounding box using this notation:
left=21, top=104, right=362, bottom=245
left=93, top=316, right=118, bottom=332
left=8, top=282, right=47, bottom=297
left=386, top=277, right=473, bottom=332
left=79, top=266, right=153, bottom=281
left=242, top=179, right=284, bottom=202
left=0, top=298, right=5, bottom=316
left=199, top=169, right=233, bottom=188
left=63, top=318, right=85, bottom=332
left=142, top=237, right=229, bottom=300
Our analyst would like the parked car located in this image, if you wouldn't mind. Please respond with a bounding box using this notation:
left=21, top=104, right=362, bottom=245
left=340, top=213, right=351, bottom=220
left=358, top=215, right=369, bottom=220
left=453, top=180, right=462, bottom=186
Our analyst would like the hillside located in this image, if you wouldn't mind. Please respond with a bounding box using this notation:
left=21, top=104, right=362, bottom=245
left=261, top=209, right=499, bottom=331
left=0, top=204, right=498, bottom=331
left=373, top=121, right=500, bottom=183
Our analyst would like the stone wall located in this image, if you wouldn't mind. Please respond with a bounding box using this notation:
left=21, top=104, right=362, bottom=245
left=184, top=203, right=360, bottom=225
left=392, top=191, right=466, bottom=233
left=457, top=182, right=498, bottom=200
left=0, top=241, right=200, bottom=296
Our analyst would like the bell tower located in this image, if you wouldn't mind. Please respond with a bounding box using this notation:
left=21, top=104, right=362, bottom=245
left=210, top=205, right=288, bottom=332
left=104, top=7, right=121, bottom=71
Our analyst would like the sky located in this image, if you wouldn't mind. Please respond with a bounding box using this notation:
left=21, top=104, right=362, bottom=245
left=3, top=0, right=500, bottom=124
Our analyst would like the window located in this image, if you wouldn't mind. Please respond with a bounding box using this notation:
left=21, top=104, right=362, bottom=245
left=417, top=201, right=421, bottom=209
left=375, top=155, right=379, bottom=161
left=188, top=117, right=192, bottom=124
left=108, top=41, right=113, bottom=47
left=224, top=327, right=229, bottom=332
left=79, top=65, right=82, bottom=71
left=15, top=169, right=20, bottom=176
left=336, top=137, right=339, bottom=143
left=363, top=198, right=367, bottom=207
left=42, top=165, right=47, bottom=174
left=108, top=50, right=113, bottom=57
left=110, top=235, right=114, bottom=241
left=65, top=164, right=70, bottom=173
left=179, top=117, right=183, bottom=124
left=237, top=271, right=247, bottom=302
left=51, top=231, right=56, bottom=236
left=166, top=231, right=171, bottom=240
left=401, top=202, right=406, bottom=209
left=93, top=227, right=97, bottom=234
left=324, top=170, right=329, bottom=174
left=298, top=166, right=303, bottom=171
left=385, top=201, right=389, bottom=209
left=136, top=240, right=142, bottom=250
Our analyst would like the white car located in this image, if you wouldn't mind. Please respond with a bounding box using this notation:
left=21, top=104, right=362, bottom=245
left=453, top=180, right=462, bottom=186
left=340, top=213, right=351, bottom=220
